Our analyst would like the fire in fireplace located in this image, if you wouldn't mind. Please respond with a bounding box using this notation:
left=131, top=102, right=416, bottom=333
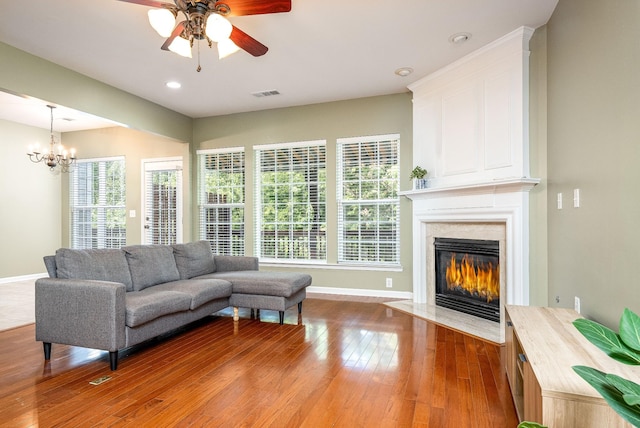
left=434, top=237, right=500, bottom=322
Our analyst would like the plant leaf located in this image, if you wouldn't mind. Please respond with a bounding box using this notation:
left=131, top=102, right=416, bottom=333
left=574, top=318, right=626, bottom=353
left=609, top=348, right=640, bottom=365
left=623, top=394, right=640, bottom=407
left=517, top=422, right=547, bottom=428
left=605, top=373, right=640, bottom=398
left=573, top=365, right=640, bottom=427
left=620, top=308, right=640, bottom=352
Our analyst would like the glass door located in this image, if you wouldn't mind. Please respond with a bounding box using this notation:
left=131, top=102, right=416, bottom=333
left=142, top=158, right=183, bottom=245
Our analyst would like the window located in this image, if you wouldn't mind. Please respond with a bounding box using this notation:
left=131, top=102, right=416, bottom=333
left=70, top=157, right=126, bottom=249
left=255, top=141, right=326, bottom=262
left=197, top=148, right=245, bottom=256
left=337, top=134, right=400, bottom=265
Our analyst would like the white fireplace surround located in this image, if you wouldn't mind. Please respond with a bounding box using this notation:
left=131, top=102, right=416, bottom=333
left=396, top=178, right=538, bottom=342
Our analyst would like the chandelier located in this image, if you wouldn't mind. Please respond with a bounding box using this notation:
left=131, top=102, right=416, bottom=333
left=27, top=105, right=77, bottom=173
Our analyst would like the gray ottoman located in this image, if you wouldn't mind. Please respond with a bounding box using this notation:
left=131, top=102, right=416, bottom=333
left=206, top=271, right=312, bottom=324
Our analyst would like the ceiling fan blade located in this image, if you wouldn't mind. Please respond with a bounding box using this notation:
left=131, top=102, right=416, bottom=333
left=161, top=21, right=187, bottom=51
left=116, top=0, right=174, bottom=9
left=230, top=26, right=268, bottom=56
left=224, top=0, right=291, bottom=17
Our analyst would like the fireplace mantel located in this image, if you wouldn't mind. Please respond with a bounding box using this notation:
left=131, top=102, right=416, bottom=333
left=400, top=178, right=540, bottom=200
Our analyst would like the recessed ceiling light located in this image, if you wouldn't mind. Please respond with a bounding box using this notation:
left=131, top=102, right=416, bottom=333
left=166, top=81, right=182, bottom=89
left=449, top=32, right=471, bottom=44
left=394, top=67, right=413, bottom=77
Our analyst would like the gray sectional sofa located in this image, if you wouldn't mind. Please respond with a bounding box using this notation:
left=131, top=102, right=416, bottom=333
left=35, top=241, right=312, bottom=370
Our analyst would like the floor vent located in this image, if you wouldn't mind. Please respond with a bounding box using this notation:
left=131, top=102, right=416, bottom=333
left=89, top=375, right=112, bottom=385
left=252, top=90, right=280, bottom=98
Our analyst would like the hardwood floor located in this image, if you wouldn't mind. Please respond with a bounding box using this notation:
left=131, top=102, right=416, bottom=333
left=0, top=297, right=518, bottom=427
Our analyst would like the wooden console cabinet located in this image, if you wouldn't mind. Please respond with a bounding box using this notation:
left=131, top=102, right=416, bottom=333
left=505, top=305, right=640, bottom=427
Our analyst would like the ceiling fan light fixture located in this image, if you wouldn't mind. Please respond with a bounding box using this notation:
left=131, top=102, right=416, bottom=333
left=205, top=14, right=233, bottom=42
left=148, top=8, right=176, bottom=38
left=218, top=38, right=240, bottom=59
left=168, top=36, right=192, bottom=58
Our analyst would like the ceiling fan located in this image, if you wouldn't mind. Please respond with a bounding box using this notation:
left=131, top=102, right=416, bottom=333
left=118, top=0, right=291, bottom=70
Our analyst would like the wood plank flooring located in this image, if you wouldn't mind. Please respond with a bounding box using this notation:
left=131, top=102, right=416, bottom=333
left=0, top=297, right=518, bottom=427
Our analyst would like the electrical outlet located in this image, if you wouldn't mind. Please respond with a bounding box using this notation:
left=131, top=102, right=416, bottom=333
left=386, top=278, right=393, bottom=288
left=555, top=296, right=560, bottom=303
left=574, top=296, right=581, bottom=314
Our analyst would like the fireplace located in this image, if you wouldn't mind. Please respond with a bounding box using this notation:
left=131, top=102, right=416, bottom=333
left=434, top=237, right=500, bottom=323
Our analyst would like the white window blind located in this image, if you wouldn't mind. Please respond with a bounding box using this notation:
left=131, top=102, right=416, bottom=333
left=254, top=141, right=327, bottom=262
left=337, top=134, right=400, bottom=265
left=197, top=148, right=245, bottom=256
left=70, top=157, right=126, bottom=249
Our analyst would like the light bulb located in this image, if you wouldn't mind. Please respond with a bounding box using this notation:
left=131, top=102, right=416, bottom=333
left=205, top=14, right=232, bottom=42
left=168, top=36, right=192, bottom=58
left=148, top=8, right=176, bottom=38
left=217, top=38, right=240, bottom=59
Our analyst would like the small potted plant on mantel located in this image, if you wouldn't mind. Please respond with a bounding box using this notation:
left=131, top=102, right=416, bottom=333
left=409, top=166, right=428, bottom=190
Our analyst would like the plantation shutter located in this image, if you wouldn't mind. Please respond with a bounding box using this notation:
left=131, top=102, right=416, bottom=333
left=69, top=157, right=126, bottom=249
left=254, top=141, right=327, bottom=262
left=337, top=134, right=400, bottom=265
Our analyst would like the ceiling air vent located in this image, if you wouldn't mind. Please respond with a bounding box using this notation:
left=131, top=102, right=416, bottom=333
left=252, top=90, right=280, bottom=98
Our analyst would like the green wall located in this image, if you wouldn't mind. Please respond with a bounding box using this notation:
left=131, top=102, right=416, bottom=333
left=0, top=42, right=192, bottom=142
left=546, top=0, right=640, bottom=327
left=193, top=94, right=415, bottom=294
left=0, top=119, right=61, bottom=277
left=528, top=27, right=549, bottom=306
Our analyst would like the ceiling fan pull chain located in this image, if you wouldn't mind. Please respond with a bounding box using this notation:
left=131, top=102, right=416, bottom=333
left=196, top=39, right=202, bottom=72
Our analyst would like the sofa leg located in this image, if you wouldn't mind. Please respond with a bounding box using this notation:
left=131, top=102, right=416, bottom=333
left=279, top=311, right=284, bottom=325
left=298, top=301, right=303, bottom=314
left=233, top=307, right=239, bottom=322
left=43, top=342, right=52, bottom=360
left=109, top=351, right=118, bottom=371
left=250, top=308, right=255, bottom=319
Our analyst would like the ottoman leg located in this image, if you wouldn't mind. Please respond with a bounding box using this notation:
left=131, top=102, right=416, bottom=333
left=279, top=311, right=284, bottom=325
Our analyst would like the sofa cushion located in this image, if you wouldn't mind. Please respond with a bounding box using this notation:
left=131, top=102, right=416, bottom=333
left=125, top=290, right=192, bottom=327
left=150, top=279, right=232, bottom=310
left=123, top=245, right=180, bottom=291
left=199, top=271, right=312, bottom=298
left=172, top=240, right=216, bottom=279
left=55, top=248, right=133, bottom=291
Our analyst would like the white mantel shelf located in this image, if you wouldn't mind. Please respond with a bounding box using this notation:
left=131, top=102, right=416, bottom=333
left=400, top=177, right=540, bottom=200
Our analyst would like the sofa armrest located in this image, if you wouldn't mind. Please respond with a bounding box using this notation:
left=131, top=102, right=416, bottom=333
left=35, top=278, right=126, bottom=352
left=213, top=255, right=259, bottom=272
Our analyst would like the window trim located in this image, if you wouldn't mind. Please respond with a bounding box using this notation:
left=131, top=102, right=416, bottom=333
left=254, top=140, right=327, bottom=263
left=336, top=133, right=401, bottom=267
left=197, top=147, right=246, bottom=256
left=69, top=156, right=126, bottom=249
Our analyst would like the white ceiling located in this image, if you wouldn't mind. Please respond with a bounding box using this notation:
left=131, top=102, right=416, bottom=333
left=0, top=0, right=558, bottom=132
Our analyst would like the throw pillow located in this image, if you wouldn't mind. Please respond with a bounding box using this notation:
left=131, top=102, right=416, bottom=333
left=123, top=245, right=180, bottom=291
left=172, top=240, right=216, bottom=279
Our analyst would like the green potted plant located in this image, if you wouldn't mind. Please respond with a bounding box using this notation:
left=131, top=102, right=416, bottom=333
left=409, top=166, right=428, bottom=189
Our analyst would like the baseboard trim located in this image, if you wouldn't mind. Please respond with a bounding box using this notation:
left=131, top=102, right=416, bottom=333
left=307, top=286, right=412, bottom=300
left=0, top=272, right=47, bottom=284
